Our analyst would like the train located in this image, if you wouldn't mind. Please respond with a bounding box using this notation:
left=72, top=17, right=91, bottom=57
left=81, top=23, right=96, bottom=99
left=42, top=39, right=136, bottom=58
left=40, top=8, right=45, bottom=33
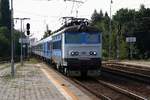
left=31, top=17, right=102, bottom=77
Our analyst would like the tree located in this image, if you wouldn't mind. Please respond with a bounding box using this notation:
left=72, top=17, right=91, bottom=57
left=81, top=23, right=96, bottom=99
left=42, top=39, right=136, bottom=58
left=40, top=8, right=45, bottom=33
left=91, top=9, right=102, bottom=23
left=0, top=0, right=11, bottom=30
left=91, top=10, right=110, bottom=59
left=99, top=10, right=103, bottom=18
left=0, top=2, right=1, bottom=26
left=42, top=30, right=52, bottom=39
left=134, top=6, right=150, bottom=58
left=0, top=0, right=22, bottom=58
left=91, top=6, right=150, bottom=59
left=0, top=27, right=10, bottom=57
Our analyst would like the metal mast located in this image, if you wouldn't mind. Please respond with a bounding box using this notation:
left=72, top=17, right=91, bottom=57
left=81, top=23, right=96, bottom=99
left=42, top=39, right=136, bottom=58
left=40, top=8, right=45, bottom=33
left=10, top=0, right=15, bottom=77
left=14, top=18, right=30, bottom=66
left=109, top=0, right=113, bottom=59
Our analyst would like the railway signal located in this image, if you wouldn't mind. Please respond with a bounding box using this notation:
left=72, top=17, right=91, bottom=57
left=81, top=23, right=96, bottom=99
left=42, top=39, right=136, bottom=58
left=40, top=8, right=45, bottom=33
left=14, top=18, right=30, bottom=66
left=26, top=23, right=30, bottom=35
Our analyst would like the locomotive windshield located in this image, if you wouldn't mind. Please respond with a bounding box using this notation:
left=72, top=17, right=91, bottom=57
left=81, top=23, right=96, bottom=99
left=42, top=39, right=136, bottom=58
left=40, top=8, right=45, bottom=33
left=65, top=32, right=100, bottom=44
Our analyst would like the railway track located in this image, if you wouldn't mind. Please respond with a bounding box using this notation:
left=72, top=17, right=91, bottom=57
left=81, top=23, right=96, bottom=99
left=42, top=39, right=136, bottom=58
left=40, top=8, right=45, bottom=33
left=103, top=62, right=150, bottom=75
left=39, top=60, right=150, bottom=100
left=0, top=56, right=20, bottom=64
left=0, top=57, right=11, bottom=64
left=102, top=62, right=150, bottom=83
left=72, top=78, right=147, bottom=100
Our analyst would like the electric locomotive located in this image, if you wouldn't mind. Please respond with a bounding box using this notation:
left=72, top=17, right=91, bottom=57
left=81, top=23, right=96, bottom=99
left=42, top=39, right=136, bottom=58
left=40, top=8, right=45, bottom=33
left=32, top=17, right=102, bottom=77
left=50, top=17, right=102, bottom=76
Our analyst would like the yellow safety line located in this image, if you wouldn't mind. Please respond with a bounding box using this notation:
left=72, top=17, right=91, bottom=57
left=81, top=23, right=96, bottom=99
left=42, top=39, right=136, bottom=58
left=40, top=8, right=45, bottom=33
left=41, top=68, right=78, bottom=100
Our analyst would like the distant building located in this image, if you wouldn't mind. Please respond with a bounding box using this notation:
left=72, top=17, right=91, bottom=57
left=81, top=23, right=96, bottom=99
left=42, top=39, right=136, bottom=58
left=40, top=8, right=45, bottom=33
left=29, top=38, right=38, bottom=47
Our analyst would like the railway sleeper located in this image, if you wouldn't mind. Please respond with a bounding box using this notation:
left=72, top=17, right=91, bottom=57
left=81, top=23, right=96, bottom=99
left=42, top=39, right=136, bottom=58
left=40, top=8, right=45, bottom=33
left=97, top=80, right=148, bottom=100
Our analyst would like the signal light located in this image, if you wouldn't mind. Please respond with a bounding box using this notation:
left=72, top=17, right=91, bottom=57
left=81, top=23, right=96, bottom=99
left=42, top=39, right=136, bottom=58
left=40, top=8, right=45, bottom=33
left=27, top=30, right=30, bottom=35
left=26, top=23, right=30, bottom=35
left=26, top=23, right=30, bottom=30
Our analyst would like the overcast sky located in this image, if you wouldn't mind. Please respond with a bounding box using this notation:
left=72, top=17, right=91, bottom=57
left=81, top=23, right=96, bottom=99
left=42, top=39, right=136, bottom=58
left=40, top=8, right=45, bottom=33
left=13, top=0, right=150, bottom=39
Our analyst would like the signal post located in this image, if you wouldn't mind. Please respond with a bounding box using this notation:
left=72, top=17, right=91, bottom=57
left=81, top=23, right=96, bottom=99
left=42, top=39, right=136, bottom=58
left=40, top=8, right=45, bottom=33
left=14, top=18, right=30, bottom=66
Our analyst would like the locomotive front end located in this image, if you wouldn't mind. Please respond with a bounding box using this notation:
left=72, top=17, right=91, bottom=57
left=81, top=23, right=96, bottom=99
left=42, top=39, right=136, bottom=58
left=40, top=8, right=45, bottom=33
left=62, top=26, right=102, bottom=76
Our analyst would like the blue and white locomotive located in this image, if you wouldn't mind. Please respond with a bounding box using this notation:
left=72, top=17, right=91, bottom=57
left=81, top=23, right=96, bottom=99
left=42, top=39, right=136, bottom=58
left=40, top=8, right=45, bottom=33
left=31, top=17, right=102, bottom=77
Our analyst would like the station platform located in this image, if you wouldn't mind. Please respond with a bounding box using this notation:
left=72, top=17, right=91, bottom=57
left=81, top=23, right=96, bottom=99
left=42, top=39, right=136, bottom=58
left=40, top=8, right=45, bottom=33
left=0, top=61, right=93, bottom=100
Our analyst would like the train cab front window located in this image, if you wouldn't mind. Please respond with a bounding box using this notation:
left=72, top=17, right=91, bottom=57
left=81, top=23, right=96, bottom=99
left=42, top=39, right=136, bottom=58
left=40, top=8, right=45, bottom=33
left=86, top=33, right=100, bottom=44
left=65, top=32, right=81, bottom=44
left=65, top=32, right=100, bottom=44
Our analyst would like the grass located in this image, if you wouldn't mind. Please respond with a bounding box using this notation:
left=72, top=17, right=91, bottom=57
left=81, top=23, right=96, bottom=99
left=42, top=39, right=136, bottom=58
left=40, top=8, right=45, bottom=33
left=26, top=58, right=39, bottom=64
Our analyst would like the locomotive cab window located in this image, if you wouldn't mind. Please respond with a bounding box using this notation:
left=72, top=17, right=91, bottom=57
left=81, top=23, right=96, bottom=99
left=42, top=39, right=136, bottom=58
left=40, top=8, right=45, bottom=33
left=65, top=32, right=81, bottom=44
left=65, top=32, right=100, bottom=44
left=86, top=33, right=100, bottom=44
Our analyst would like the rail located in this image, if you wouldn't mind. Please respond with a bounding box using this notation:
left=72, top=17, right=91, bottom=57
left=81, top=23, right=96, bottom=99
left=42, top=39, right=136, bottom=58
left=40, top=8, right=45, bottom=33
left=0, top=56, right=20, bottom=64
left=71, top=78, right=147, bottom=100
left=102, top=62, right=150, bottom=83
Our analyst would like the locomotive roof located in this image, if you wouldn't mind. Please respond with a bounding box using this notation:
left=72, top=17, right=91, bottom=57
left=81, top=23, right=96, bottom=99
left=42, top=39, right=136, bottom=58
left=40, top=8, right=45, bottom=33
left=33, top=17, right=101, bottom=46
left=53, top=17, right=100, bottom=34
left=63, top=25, right=100, bottom=33
left=51, top=25, right=101, bottom=37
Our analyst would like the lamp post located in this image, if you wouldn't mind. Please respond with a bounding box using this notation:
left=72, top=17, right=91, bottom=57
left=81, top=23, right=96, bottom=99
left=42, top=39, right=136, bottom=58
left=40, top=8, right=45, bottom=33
left=109, top=0, right=113, bottom=59
left=10, top=0, right=15, bottom=77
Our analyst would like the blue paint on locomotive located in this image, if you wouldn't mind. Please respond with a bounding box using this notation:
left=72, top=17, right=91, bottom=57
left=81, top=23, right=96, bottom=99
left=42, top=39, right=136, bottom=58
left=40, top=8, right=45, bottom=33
left=52, top=49, right=61, bottom=57
left=51, top=34, right=62, bottom=62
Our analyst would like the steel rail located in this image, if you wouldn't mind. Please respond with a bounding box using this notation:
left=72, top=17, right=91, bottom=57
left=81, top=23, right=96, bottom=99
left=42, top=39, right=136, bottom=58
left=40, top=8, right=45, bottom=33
left=102, top=67, right=150, bottom=83
left=72, top=79, right=111, bottom=100
left=97, top=80, right=147, bottom=100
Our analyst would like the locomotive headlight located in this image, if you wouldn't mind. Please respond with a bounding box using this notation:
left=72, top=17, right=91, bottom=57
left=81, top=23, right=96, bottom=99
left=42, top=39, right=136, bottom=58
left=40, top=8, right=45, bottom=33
left=71, top=52, right=75, bottom=55
left=75, top=51, right=79, bottom=55
left=89, top=51, right=97, bottom=56
left=93, top=51, right=97, bottom=55
left=70, top=51, right=79, bottom=56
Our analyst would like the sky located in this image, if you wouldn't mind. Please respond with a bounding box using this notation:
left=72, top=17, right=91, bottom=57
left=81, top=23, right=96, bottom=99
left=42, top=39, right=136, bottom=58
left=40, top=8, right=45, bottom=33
left=13, top=0, right=150, bottom=40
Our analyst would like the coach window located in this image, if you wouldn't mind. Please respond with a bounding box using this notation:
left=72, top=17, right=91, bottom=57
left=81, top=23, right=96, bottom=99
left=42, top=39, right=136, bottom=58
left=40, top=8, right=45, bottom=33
left=53, top=41, right=61, bottom=49
left=47, top=42, right=50, bottom=50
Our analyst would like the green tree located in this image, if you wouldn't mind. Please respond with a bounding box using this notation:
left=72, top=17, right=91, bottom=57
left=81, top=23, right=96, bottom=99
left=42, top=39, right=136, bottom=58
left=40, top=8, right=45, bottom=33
left=113, top=8, right=135, bottom=59
left=0, top=0, right=11, bottom=29
left=91, top=9, right=99, bottom=23
left=42, top=30, right=52, bottom=39
left=14, top=30, right=21, bottom=56
left=0, top=27, right=10, bottom=57
left=91, top=5, right=150, bottom=59
left=134, top=5, right=150, bottom=58
left=91, top=10, right=110, bottom=59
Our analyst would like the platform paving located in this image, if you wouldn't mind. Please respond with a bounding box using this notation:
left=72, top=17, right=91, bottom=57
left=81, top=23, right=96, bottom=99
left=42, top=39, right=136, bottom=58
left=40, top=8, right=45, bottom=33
left=0, top=63, right=66, bottom=100
left=0, top=61, right=92, bottom=100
